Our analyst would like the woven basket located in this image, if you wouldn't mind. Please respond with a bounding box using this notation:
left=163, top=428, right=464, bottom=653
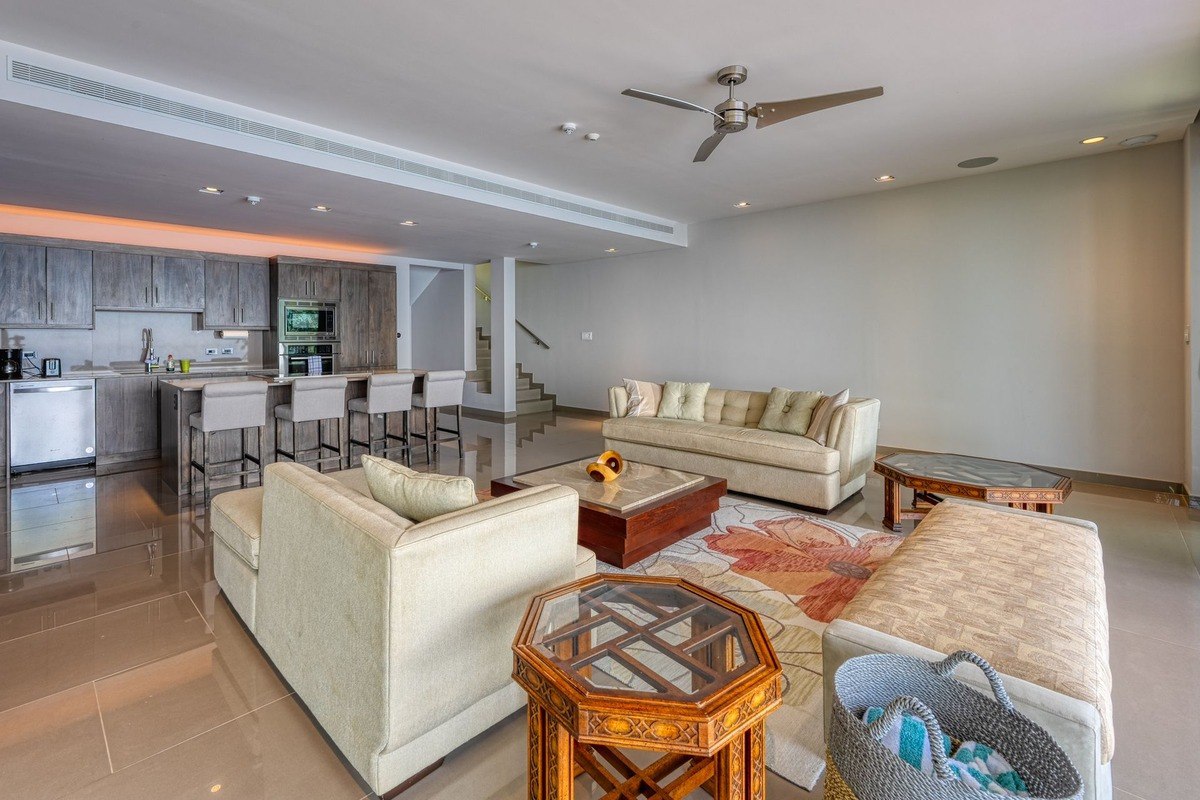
left=829, top=650, right=1083, bottom=800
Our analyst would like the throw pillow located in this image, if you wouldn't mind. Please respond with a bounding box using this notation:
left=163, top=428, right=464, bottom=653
left=657, top=381, right=710, bottom=422
left=623, top=378, right=663, bottom=417
left=805, top=389, right=850, bottom=446
left=360, top=455, right=478, bottom=522
left=757, top=387, right=823, bottom=435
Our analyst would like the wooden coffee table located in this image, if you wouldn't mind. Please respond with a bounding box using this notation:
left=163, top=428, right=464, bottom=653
left=875, top=452, right=1073, bottom=532
left=513, top=574, right=782, bottom=800
left=491, top=459, right=726, bottom=568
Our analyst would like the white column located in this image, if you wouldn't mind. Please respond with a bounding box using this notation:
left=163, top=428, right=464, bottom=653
left=394, top=262, right=412, bottom=368
left=490, top=257, right=517, bottom=415
left=1185, top=123, right=1200, bottom=495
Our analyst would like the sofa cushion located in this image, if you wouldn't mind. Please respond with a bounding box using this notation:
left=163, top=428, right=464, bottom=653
left=839, top=500, right=1113, bottom=763
left=703, top=388, right=768, bottom=427
left=657, top=381, right=710, bottom=421
left=331, top=466, right=371, bottom=496
left=211, top=486, right=265, bottom=569
left=361, top=456, right=477, bottom=522
left=757, top=387, right=823, bottom=435
left=575, top=545, right=597, bottom=578
left=806, top=389, right=849, bottom=445
left=622, top=378, right=662, bottom=417
left=603, top=416, right=839, bottom=474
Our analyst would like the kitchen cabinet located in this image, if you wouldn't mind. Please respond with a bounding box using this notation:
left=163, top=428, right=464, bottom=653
left=96, top=376, right=159, bottom=460
left=151, top=256, right=205, bottom=311
left=204, top=260, right=270, bottom=329
left=93, top=252, right=153, bottom=309
left=0, top=244, right=46, bottom=325
left=273, top=259, right=341, bottom=301
left=0, top=244, right=93, bottom=328
left=339, top=268, right=370, bottom=368
left=45, top=248, right=94, bottom=327
left=369, top=270, right=398, bottom=367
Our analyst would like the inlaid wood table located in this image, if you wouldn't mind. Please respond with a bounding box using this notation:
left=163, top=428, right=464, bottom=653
left=512, top=574, right=782, bottom=800
left=875, top=452, right=1073, bottom=532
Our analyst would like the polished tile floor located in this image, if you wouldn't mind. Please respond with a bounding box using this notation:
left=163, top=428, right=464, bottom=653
left=0, top=409, right=1195, bottom=799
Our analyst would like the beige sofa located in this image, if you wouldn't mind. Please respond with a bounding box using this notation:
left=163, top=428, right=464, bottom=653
left=823, top=499, right=1112, bottom=800
left=209, top=461, right=596, bottom=797
left=604, top=386, right=880, bottom=510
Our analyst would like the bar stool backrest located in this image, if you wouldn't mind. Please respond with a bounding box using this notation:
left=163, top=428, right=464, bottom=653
left=291, top=376, right=349, bottom=423
left=199, top=381, right=269, bottom=432
left=367, top=373, right=416, bottom=414
left=421, top=370, right=466, bottom=408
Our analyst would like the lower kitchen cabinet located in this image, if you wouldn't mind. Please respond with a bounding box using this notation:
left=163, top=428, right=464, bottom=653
left=96, top=376, right=159, bottom=461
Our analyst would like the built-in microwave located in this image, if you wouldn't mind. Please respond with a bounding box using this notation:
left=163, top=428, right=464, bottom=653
left=279, top=342, right=339, bottom=377
left=279, top=300, right=339, bottom=341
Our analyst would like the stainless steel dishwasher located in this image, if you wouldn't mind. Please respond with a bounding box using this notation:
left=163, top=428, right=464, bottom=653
left=8, top=378, right=97, bottom=473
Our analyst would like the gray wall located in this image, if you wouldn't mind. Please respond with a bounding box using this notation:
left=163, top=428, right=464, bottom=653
left=411, top=268, right=466, bottom=370
left=1186, top=124, right=1200, bottom=494
left=517, top=144, right=1186, bottom=483
left=3, top=311, right=262, bottom=373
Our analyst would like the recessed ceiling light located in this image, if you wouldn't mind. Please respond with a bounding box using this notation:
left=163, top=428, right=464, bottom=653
left=1079, top=136, right=1106, bottom=145
left=1120, top=134, right=1157, bottom=147
left=605, top=248, right=618, bottom=253
left=957, top=156, right=999, bottom=169
left=310, top=205, right=331, bottom=212
left=873, top=175, right=896, bottom=183
left=198, top=186, right=224, bottom=194
left=400, top=220, right=418, bottom=226
left=734, top=201, right=751, bottom=208
left=527, top=242, right=539, bottom=249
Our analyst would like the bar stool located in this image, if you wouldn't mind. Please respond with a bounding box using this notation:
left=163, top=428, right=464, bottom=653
left=347, top=372, right=415, bottom=466
left=274, top=376, right=349, bottom=472
left=189, top=381, right=268, bottom=505
left=411, top=370, right=466, bottom=463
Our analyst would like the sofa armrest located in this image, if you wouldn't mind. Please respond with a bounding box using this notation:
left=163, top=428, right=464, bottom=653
left=383, top=484, right=580, bottom=754
left=826, top=398, right=880, bottom=485
left=609, top=385, right=629, bottom=417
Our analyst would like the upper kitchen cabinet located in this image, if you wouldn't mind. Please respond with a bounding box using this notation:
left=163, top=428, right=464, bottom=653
left=272, top=257, right=341, bottom=301
left=0, top=243, right=94, bottom=328
left=203, top=260, right=269, bottom=329
left=151, top=256, right=205, bottom=311
left=369, top=270, right=398, bottom=367
left=93, top=251, right=153, bottom=309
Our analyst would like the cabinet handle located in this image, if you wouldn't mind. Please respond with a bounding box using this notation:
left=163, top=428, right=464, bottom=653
left=154, top=286, right=159, bottom=303
left=49, top=301, right=54, bottom=320
left=38, top=301, right=42, bottom=318
left=240, top=306, right=245, bottom=323
left=145, top=286, right=150, bottom=303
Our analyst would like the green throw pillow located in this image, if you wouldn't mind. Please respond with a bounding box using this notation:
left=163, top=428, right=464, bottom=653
left=657, top=381, right=710, bottom=422
left=757, top=387, right=823, bottom=435
left=361, top=455, right=478, bottom=522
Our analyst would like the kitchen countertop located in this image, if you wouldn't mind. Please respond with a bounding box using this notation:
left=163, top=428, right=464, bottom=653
left=13, top=365, right=279, bottom=382
left=161, top=368, right=423, bottom=391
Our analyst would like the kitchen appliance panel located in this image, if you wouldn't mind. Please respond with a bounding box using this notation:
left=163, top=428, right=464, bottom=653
left=278, top=342, right=339, bottom=377
left=279, top=300, right=338, bottom=341
left=9, top=379, right=97, bottom=472
left=0, top=348, right=22, bottom=380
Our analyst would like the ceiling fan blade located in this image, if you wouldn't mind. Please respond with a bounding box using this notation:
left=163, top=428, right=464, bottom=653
left=751, top=86, right=884, bottom=128
left=693, top=132, right=726, bottom=163
left=622, top=88, right=721, bottom=120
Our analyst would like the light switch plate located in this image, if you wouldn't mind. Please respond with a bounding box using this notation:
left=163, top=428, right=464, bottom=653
left=205, top=348, right=218, bottom=356
left=220, top=347, right=234, bottom=355
left=24, top=350, right=36, bottom=359
left=581, top=331, right=593, bottom=341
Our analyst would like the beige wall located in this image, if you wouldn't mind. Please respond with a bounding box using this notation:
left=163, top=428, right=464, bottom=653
left=1186, top=124, right=1200, bottom=494
left=517, top=144, right=1186, bottom=483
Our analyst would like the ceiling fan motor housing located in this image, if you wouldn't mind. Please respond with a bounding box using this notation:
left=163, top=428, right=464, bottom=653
left=714, top=98, right=749, bottom=133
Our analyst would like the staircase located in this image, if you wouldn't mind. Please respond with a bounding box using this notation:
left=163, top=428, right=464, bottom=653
left=468, top=327, right=556, bottom=415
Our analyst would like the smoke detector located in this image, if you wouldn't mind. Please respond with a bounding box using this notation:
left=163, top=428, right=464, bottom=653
left=527, top=241, right=539, bottom=248
left=584, top=132, right=600, bottom=142
left=560, top=122, right=577, bottom=135
left=245, top=196, right=262, bottom=206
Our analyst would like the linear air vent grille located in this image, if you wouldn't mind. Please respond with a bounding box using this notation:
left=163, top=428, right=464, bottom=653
left=9, top=60, right=674, bottom=235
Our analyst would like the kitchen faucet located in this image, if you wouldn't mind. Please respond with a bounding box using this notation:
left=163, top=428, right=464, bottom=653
left=142, top=328, right=158, bottom=372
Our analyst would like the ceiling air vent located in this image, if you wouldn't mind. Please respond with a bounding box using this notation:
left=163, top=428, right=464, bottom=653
left=9, top=59, right=674, bottom=236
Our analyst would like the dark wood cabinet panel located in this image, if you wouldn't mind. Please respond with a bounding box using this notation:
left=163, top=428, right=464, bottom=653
left=369, top=270, right=398, bottom=367
left=93, top=252, right=152, bottom=309
left=310, top=265, right=341, bottom=302
left=340, top=268, right=370, bottom=369
left=273, top=259, right=343, bottom=301
left=152, top=256, right=205, bottom=310
left=97, top=376, right=158, bottom=458
left=238, top=261, right=270, bottom=328
left=203, top=261, right=239, bottom=328
left=0, top=243, right=47, bottom=325
left=275, top=262, right=307, bottom=299
left=45, top=248, right=93, bottom=328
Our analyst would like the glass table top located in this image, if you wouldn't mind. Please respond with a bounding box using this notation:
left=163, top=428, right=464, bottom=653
left=529, top=579, right=758, bottom=700
left=878, top=452, right=1067, bottom=489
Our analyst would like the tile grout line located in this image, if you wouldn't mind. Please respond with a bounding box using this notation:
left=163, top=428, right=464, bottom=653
left=92, top=682, right=115, bottom=775
left=1108, top=624, right=1200, bottom=653
left=184, top=587, right=216, bottom=637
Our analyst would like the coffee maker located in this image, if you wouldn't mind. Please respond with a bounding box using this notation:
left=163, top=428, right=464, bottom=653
left=0, top=348, right=22, bottom=380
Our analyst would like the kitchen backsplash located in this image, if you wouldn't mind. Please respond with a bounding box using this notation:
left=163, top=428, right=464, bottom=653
left=1, top=312, right=265, bottom=373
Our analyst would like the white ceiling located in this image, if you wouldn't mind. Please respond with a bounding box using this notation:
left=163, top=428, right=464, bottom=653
left=0, top=0, right=1197, bottom=256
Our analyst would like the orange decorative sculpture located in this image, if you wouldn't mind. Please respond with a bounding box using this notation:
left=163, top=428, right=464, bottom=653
left=585, top=450, right=624, bottom=482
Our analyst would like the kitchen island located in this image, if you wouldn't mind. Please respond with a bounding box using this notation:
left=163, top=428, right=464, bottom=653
left=159, top=370, right=425, bottom=495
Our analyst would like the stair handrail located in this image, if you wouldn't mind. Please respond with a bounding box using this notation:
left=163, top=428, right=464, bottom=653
left=475, top=284, right=550, bottom=349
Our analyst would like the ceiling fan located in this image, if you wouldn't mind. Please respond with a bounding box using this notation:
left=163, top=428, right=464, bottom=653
left=622, top=65, right=883, bottom=163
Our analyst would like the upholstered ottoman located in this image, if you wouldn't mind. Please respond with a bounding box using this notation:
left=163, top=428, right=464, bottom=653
left=822, top=499, right=1113, bottom=800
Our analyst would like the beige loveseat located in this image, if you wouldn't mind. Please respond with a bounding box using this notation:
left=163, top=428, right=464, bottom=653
left=823, top=500, right=1112, bottom=800
left=604, top=386, right=880, bottom=510
left=209, top=462, right=596, bottom=797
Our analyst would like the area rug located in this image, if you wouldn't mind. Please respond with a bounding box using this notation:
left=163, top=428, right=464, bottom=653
left=598, top=495, right=903, bottom=790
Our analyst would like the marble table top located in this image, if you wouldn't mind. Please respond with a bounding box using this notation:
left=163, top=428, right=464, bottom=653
left=514, top=458, right=705, bottom=513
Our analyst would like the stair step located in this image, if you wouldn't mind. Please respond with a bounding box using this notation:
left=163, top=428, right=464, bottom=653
left=516, top=377, right=531, bottom=390
left=516, top=398, right=555, bottom=415
left=517, top=388, right=543, bottom=402
left=466, top=369, right=488, bottom=381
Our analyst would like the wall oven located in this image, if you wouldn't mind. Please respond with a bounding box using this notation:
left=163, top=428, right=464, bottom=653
left=279, top=343, right=339, bottom=377
left=279, top=300, right=339, bottom=341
